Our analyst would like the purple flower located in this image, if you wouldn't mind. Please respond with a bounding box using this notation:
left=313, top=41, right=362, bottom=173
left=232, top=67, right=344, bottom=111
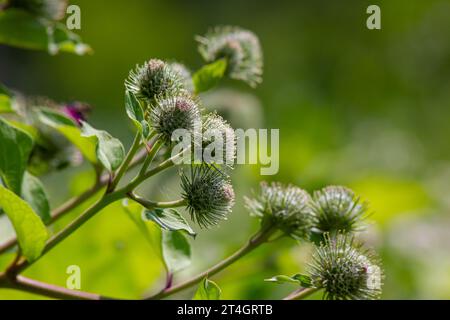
left=61, top=102, right=91, bottom=126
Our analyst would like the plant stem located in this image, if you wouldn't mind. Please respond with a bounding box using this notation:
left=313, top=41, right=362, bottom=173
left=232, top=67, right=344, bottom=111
left=128, top=193, right=187, bottom=209
left=283, top=287, right=320, bottom=300
left=0, top=182, right=103, bottom=255
left=108, top=132, right=141, bottom=192
left=0, top=274, right=109, bottom=300
left=0, top=140, right=181, bottom=297
left=4, top=250, right=21, bottom=277
left=147, top=224, right=276, bottom=300
left=0, top=148, right=148, bottom=256
left=127, top=151, right=184, bottom=192
left=11, top=192, right=122, bottom=274
left=0, top=238, right=17, bottom=256
left=10, top=152, right=179, bottom=274
left=139, top=138, right=163, bottom=177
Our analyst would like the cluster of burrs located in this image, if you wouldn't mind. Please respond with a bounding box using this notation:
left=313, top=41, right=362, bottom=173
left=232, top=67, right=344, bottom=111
left=124, top=26, right=264, bottom=229
left=123, top=25, right=383, bottom=300
left=246, top=183, right=383, bottom=300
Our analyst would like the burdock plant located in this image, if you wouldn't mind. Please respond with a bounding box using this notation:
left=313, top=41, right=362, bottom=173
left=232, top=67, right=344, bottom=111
left=276, top=234, right=383, bottom=301
left=245, top=182, right=313, bottom=241
left=307, top=234, right=383, bottom=300
left=125, top=59, right=185, bottom=105
left=181, top=165, right=235, bottom=228
left=201, top=112, right=236, bottom=169
left=0, top=22, right=383, bottom=301
left=149, top=94, right=201, bottom=144
left=197, top=26, right=263, bottom=87
left=310, top=186, right=369, bottom=237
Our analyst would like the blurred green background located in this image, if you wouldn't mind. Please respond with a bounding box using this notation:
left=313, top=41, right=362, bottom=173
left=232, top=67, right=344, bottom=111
left=1, top=0, right=450, bottom=299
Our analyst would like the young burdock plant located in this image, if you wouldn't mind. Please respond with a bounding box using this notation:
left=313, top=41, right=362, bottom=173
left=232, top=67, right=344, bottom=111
left=0, top=23, right=383, bottom=300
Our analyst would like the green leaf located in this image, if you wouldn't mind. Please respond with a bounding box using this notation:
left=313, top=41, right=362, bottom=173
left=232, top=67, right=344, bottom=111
left=122, top=199, right=163, bottom=260
left=0, top=185, right=49, bottom=261
left=0, top=9, right=47, bottom=51
left=0, top=84, right=13, bottom=113
left=143, top=208, right=196, bottom=237
left=265, top=273, right=312, bottom=288
left=0, top=117, right=34, bottom=194
left=193, top=59, right=227, bottom=94
left=81, top=122, right=125, bottom=172
left=161, top=229, right=191, bottom=273
left=6, top=121, right=42, bottom=143
left=38, top=109, right=98, bottom=164
left=122, top=200, right=191, bottom=274
left=125, top=91, right=150, bottom=138
left=39, top=110, right=124, bottom=172
left=21, top=172, right=51, bottom=224
left=292, top=274, right=312, bottom=288
left=0, top=9, right=92, bottom=55
left=193, top=278, right=222, bottom=300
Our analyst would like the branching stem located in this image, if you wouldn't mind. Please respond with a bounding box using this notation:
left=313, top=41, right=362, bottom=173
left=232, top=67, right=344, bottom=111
left=139, top=137, right=163, bottom=176
left=127, top=151, right=184, bottom=192
left=0, top=145, right=148, bottom=256
left=0, top=274, right=110, bottom=300
left=283, top=287, right=320, bottom=300
left=146, top=224, right=277, bottom=299
left=128, top=193, right=187, bottom=209
left=108, top=132, right=142, bottom=192
left=3, top=138, right=178, bottom=276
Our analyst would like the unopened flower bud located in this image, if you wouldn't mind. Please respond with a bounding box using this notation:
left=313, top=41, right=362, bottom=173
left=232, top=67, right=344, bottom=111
left=125, top=59, right=184, bottom=105
left=310, top=186, right=368, bottom=236
left=169, top=62, right=194, bottom=93
left=181, top=165, right=235, bottom=228
left=149, top=94, right=200, bottom=144
left=245, top=182, right=313, bottom=240
left=201, top=113, right=236, bottom=169
left=197, top=26, right=263, bottom=87
left=308, top=234, right=383, bottom=300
